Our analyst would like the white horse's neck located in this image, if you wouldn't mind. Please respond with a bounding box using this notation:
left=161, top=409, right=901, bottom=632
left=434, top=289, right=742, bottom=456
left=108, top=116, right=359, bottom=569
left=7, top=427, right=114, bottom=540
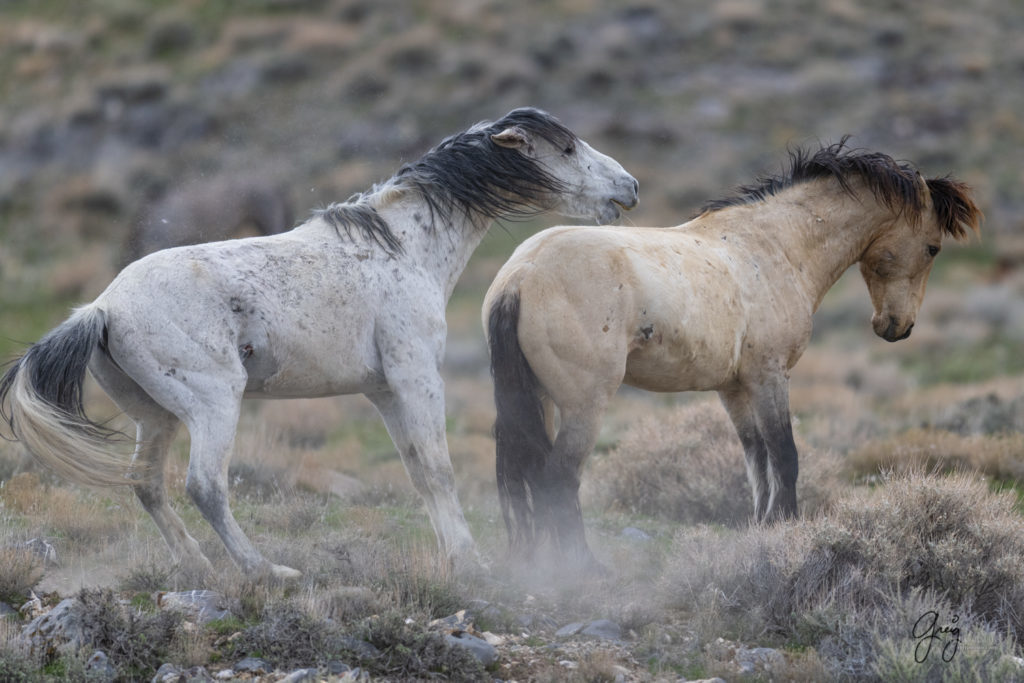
left=377, top=195, right=491, bottom=302
left=758, top=179, right=901, bottom=311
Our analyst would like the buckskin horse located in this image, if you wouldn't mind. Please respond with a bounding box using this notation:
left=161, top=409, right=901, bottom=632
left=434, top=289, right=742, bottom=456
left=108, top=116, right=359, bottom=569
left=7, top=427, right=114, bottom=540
left=484, top=140, right=980, bottom=569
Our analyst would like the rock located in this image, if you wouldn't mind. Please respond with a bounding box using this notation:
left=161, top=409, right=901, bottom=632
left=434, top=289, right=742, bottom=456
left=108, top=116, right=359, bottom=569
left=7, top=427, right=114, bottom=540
left=183, top=666, right=214, bottom=682
left=340, top=635, right=381, bottom=659
left=621, top=526, right=652, bottom=541
left=23, top=537, right=58, bottom=566
left=556, top=619, right=622, bottom=640
left=327, top=659, right=352, bottom=675
left=156, top=590, right=233, bottom=625
left=234, top=656, right=273, bottom=674
left=430, top=608, right=475, bottom=631
left=0, top=602, right=17, bottom=618
left=85, top=650, right=116, bottom=682
left=19, top=591, right=44, bottom=619
left=151, top=663, right=214, bottom=682
left=481, top=631, right=506, bottom=646
left=280, top=668, right=319, bottom=683
left=735, top=646, right=785, bottom=675
left=445, top=631, right=498, bottom=666
left=555, top=621, right=585, bottom=638
left=21, top=597, right=86, bottom=659
left=152, top=663, right=182, bottom=682
left=1002, top=655, right=1024, bottom=670
left=581, top=619, right=623, bottom=641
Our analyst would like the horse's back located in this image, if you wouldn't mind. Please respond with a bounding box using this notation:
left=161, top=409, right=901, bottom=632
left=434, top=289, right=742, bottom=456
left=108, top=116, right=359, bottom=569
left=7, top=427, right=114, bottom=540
left=487, top=224, right=750, bottom=396
left=97, top=225, right=388, bottom=399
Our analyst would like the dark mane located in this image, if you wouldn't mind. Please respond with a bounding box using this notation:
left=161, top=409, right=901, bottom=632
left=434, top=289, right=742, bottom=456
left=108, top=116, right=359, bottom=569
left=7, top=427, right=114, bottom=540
left=926, top=176, right=983, bottom=241
left=316, top=108, right=578, bottom=255
left=315, top=202, right=402, bottom=253
left=700, top=137, right=926, bottom=223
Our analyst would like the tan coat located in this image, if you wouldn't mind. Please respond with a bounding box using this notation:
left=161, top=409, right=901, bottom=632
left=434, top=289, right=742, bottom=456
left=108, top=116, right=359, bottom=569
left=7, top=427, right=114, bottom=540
left=484, top=146, right=981, bottom=567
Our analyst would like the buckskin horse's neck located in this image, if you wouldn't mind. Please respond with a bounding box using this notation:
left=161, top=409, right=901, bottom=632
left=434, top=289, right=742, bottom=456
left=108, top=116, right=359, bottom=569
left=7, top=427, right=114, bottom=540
left=760, top=179, right=900, bottom=312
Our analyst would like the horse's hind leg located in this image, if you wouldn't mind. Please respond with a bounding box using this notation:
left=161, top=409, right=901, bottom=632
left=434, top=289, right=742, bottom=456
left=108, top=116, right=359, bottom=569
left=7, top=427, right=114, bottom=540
left=539, top=403, right=608, bottom=571
left=183, top=394, right=301, bottom=580
left=133, top=410, right=217, bottom=576
left=89, top=353, right=214, bottom=575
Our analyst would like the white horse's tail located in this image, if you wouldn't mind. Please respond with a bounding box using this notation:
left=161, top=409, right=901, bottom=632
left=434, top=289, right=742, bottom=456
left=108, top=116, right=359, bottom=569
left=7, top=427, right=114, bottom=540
left=487, top=290, right=552, bottom=555
left=0, top=305, right=133, bottom=487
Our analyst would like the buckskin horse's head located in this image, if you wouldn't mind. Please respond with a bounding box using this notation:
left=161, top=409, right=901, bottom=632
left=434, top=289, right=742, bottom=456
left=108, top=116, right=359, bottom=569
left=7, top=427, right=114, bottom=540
left=859, top=173, right=981, bottom=342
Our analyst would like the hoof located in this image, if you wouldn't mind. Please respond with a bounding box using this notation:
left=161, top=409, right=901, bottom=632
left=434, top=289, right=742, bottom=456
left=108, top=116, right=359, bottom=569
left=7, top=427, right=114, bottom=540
left=269, top=564, right=302, bottom=581
left=448, top=543, right=492, bottom=578
left=173, top=556, right=217, bottom=584
left=580, top=556, right=611, bottom=579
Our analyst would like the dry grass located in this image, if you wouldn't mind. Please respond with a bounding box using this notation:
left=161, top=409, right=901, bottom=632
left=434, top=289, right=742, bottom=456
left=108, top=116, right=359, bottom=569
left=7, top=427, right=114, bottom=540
left=848, top=427, right=1024, bottom=482
left=0, top=471, right=136, bottom=556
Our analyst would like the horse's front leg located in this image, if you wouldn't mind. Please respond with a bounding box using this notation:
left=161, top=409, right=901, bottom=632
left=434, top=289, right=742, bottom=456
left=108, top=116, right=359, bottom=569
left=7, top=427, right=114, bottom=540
left=367, top=361, right=478, bottom=571
left=719, top=386, right=770, bottom=523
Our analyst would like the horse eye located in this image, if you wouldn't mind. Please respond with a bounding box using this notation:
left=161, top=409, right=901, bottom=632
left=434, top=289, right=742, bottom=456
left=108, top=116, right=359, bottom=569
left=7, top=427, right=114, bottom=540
left=927, top=245, right=940, bottom=257
left=563, top=145, right=575, bottom=155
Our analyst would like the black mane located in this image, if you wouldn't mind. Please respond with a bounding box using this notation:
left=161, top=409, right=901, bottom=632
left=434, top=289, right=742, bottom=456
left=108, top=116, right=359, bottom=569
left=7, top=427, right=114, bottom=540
left=316, top=108, right=578, bottom=255
left=700, top=137, right=925, bottom=223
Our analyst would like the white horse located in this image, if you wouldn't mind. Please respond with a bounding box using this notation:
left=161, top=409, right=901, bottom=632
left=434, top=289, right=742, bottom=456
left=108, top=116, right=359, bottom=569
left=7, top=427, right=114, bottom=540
left=0, top=108, right=639, bottom=579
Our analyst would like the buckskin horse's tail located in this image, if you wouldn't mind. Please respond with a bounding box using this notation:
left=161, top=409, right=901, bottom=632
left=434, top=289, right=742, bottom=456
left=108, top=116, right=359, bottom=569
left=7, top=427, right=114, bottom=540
left=0, top=305, right=131, bottom=487
left=487, top=290, right=551, bottom=555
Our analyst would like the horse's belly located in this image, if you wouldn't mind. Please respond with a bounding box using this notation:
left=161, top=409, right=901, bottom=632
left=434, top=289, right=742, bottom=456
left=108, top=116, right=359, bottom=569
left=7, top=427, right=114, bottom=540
left=244, top=366, right=383, bottom=398
left=623, top=334, right=738, bottom=392
left=241, top=327, right=384, bottom=398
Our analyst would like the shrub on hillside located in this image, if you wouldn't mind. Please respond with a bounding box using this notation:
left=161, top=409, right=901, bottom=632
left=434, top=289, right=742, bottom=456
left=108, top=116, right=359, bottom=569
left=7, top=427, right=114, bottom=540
left=75, top=588, right=185, bottom=680
left=661, top=471, right=1024, bottom=678
left=586, top=402, right=843, bottom=526
left=0, top=546, right=42, bottom=606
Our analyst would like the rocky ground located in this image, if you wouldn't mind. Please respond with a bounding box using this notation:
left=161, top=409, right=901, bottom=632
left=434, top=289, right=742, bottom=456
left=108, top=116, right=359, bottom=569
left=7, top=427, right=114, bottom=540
left=4, top=579, right=792, bottom=682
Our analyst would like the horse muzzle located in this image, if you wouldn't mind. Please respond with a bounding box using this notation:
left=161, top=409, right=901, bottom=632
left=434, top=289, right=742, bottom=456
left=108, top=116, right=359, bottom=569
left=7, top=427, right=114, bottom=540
left=613, top=177, right=640, bottom=211
left=874, top=315, right=914, bottom=342
left=593, top=178, right=638, bottom=224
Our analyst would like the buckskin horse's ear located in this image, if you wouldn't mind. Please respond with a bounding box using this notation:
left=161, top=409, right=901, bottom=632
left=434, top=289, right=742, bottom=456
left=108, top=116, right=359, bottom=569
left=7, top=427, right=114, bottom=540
left=491, top=126, right=529, bottom=149
left=927, top=176, right=983, bottom=242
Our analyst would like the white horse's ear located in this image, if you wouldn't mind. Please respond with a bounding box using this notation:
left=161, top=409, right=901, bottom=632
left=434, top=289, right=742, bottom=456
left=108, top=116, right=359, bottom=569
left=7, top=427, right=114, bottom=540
left=491, top=126, right=529, bottom=149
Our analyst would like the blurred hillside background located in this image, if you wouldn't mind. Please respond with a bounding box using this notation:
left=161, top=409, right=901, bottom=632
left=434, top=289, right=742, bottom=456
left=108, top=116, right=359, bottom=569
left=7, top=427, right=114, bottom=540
left=2, top=0, right=1023, bottom=354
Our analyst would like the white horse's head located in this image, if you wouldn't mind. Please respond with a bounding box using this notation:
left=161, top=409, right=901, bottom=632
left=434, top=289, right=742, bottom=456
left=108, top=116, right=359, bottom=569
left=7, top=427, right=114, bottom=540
left=488, top=109, right=638, bottom=225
